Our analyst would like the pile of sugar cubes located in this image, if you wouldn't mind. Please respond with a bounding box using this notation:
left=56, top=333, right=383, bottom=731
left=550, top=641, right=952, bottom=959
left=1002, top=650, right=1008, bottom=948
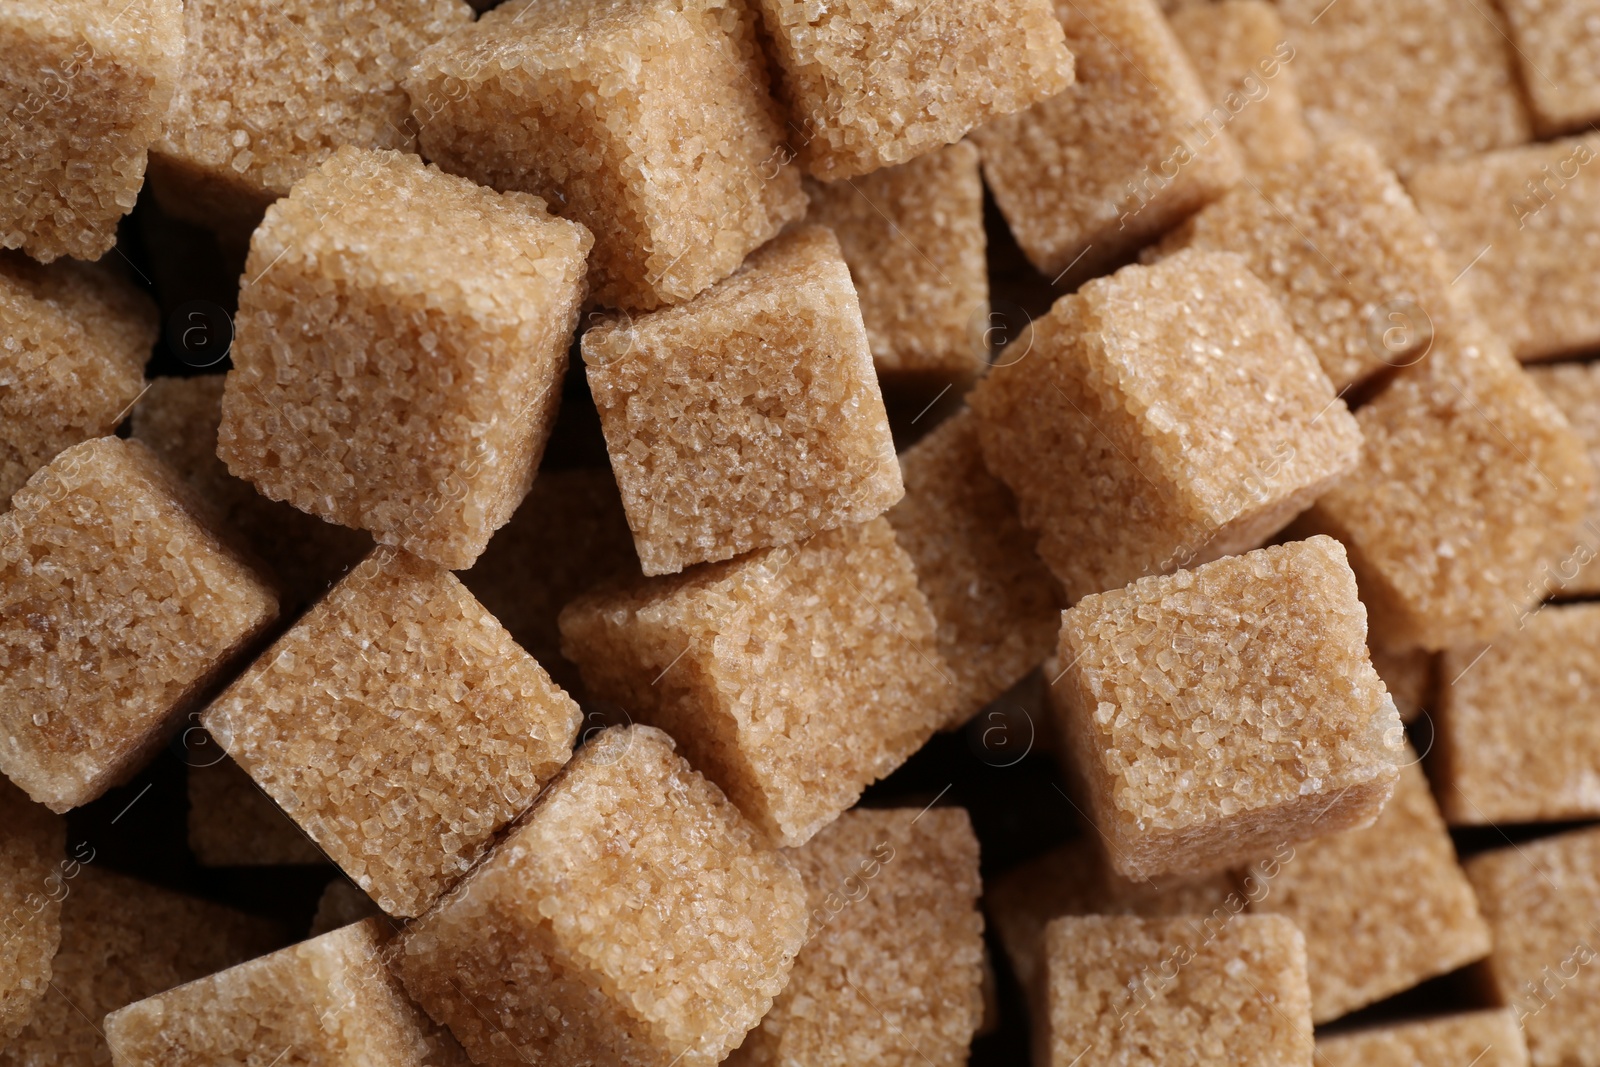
left=6, top=0, right=1600, bottom=1063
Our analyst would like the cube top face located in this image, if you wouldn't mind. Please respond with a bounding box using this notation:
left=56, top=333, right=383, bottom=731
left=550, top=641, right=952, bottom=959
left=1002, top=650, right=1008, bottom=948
left=205, top=546, right=582, bottom=917
left=1042, top=914, right=1313, bottom=1067
left=757, top=0, right=1074, bottom=181
left=409, top=0, right=806, bottom=311
left=583, top=226, right=903, bottom=576
left=1502, top=0, right=1600, bottom=136
left=0, top=0, right=183, bottom=262
left=0, top=782, right=63, bottom=1041
left=1315, top=1010, right=1530, bottom=1067
left=1058, top=537, right=1403, bottom=878
left=0, top=437, right=279, bottom=813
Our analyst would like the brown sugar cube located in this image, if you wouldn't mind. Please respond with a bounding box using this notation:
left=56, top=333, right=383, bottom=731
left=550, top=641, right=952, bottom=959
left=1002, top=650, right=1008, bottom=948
left=1465, top=825, right=1600, bottom=1067
left=309, top=878, right=383, bottom=939
left=755, top=0, right=1072, bottom=182
left=1053, top=537, right=1404, bottom=881
left=969, top=250, right=1362, bottom=601
left=802, top=142, right=989, bottom=383
left=3, top=867, right=283, bottom=1066
left=0, top=253, right=155, bottom=505
left=1241, top=753, right=1490, bottom=1023
left=560, top=518, right=953, bottom=846
left=885, top=408, right=1061, bottom=728
left=1501, top=0, right=1600, bottom=136
left=1157, top=135, right=1456, bottom=391
left=217, top=147, right=592, bottom=570
left=1527, top=362, right=1600, bottom=598
left=1370, top=644, right=1435, bottom=725
left=967, top=0, right=1242, bottom=281
left=1437, top=603, right=1600, bottom=825
left=1274, top=0, right=1530, bottom=179
left=407, top=0, right=804, bottom=311
left=0, top=437, right=279, bottom=813
left=727, top=808, right=985, bottom=1067
left=1410, top=134, right=1600, bottom=363
left=0, top=783, right=64, bottom=1041
left=186, top=756, right=324, bottom=868
left=1295, top=324, right=1593, bottom=651
left=131, top=376, right=371, bottom=609
left=204, top=545, right=582, bottom=917
left=393, top=725, right=808, bottom=1067
left=1315, top=1010, right=1531, bottom=1067
left=148, top=0, right=471, bottom=242
left=1038, top=914, right=1313, bottom=1067
left=582, top=226, right=902, bottom=576
left=0, top=0, right=183, bottom=262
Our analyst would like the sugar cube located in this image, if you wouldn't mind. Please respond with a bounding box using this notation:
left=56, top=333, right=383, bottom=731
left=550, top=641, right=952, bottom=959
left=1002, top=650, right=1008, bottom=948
left=581, top=226, right=902, bottom=576
left=217, top=147, right=592, bottom=570
left=1315, top=1010, right=1531, bottom=1067
left=0, top=437, right=279, bottom=813
left=969, top=250, right=1362, bottom=602
left=1369, top=644, right=1435, bottom=725
left=0, top=782, right=63, bottom=1041
left=560, top=518, right=953, bottom=846
left=1501, top=0, right=1600, bottom=136
left=393, top=725, right=809, bottom=1067
left=204, top=545, right=582, bottom=917
left=1527, top=361, right=1600, bottom=597
left=1052, top=537, right=1404, bottom=880
left=186, top=756, right=325, bottom=868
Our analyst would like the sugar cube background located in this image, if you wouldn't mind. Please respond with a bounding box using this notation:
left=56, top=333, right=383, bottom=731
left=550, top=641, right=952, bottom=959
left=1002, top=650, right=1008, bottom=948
left=1501, top=0, right=1600, bottom=135
left=308, top=879, right=382, bottom=939
left=1528, top=361, right=1600, bottom=597
left=0, top=782, right=63, bottom=1041
left=186, top=757, right=324, bottom=868
left=1314, top=1010, right=1531, bottom=1067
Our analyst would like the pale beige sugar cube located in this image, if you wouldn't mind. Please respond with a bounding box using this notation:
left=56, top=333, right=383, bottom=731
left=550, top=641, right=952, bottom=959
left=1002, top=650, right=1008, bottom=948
left=309, top=879, right=383, bottom=939
left=204, top=545, right=582, bottom=917
left=1501, top=0, right=1600, bottom=135
left=1315, top=1010, right=1531, bottom=1067
left=886, top=409, right=1061, bottom=728
left=582, top=226, right=902, bottom=576
left=1039, top=914, right=1313, bottom=1067
left=1410, top=135, right=1600, bottom=363
left=1242, top=754, right=1490, bottom=1023
left=560, top=518, right=953, bottom=846
left=728, top=808, right=984, bottom=1067
left=1297, top=323, right=1593, bottom=650
left=186, top=756, right=324, bottom=868
left=218, top=147, right=592, bottom=570
left=1527, top=362, right=1600, bottom=597
left=394, top=726, right=808, bottom=1067
left=407, top=0, right=804, bottom=311
left=1370, top=644, right=1435, bottom=725
left=1465, top=826, right=1600, bottom=1067
left=0, top=0, right=183, bottom=262
left=1168, top=1, right=1311, bottom=173
left=0, top=437, right=279, bottom=813
left=1437, top=603, right=1600, bottom=825
left=148, top=0, right=471, bottom=242
left=802, top=142, right=989, bottom=382
left=0, top=782, right=64, bottom=1041
left=1054, top=537, right=1404, bottom=880
left=0, top=253, right=154, bottom=505
left=757, top=0, right=1072, bottom=181
left=1157, top=136, right=1457, bottom=391
left=968, top=0, right=1242, bottom=280
left=1275, top=0, right=1530, bottom=179
left=969, top=250, right=1362, bottom=602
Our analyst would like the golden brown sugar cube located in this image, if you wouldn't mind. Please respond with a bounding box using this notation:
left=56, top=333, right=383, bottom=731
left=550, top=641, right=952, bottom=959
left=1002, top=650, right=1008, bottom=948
left=1297, top=324, right=1593, bottom=651
left=968, top=0, right=1242, bottom=281
left=969, top=250, right=1362, bottom=602
left=0, top=253, right=155, bottom=505
left=1501, top=0, right=1600, bottom=136
left=1465, top=825, right=1600, bottom=1067
left=148, top=0, right=471, bottom=241
left=1437, top=603, right=1600, bottom=826
left=1315, top=1010, right=1531, bottom=1067
left=756, top=0, right=1072, bottom=182
left=1158, top=136, right=1455, bottom=392
left=0, top=437, right=279, bottom=813
left=104, top=919, right=446, bottom=1067
left=728, top=808, right=985, bottom=1067
left=3, top=867, right=283, bottom=1066
left=886, top=409, right=1061, bottom=728
left=1039, top=914, right=1313, bottom=1067
left=186, top=756, right=324, bottom=868
left=1410, top=135, right=1600, bottom=363
left=407, top=0, right=804, bottom=311
left=582, top=226, right=902, bottom=576
left=1527, top=362, right=1600, bottom=598
left=308, top=878, right=382, bottom=939
left=0, top=783, right=64, bottom=1042
left=1054, top=537, right=1404, bottom=881
left=1167, top=1, right=1311, bottom=173
left=1242, top=754, right=1490, bottom=1023
left=1275, top=0, right=1530, bottom=179
left=394, top=725, right=808, bottom=1067
left=0, top=0, right=183, bottom=262
left=218, top=147, right=592, bottom=570
left=1370, top=644, right=1435, bottom=725
left=204, top=545, right=582, bottom=918
left=803, top=142, right=989, bottom=382
left=560, top=518, right=952, bottom=846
